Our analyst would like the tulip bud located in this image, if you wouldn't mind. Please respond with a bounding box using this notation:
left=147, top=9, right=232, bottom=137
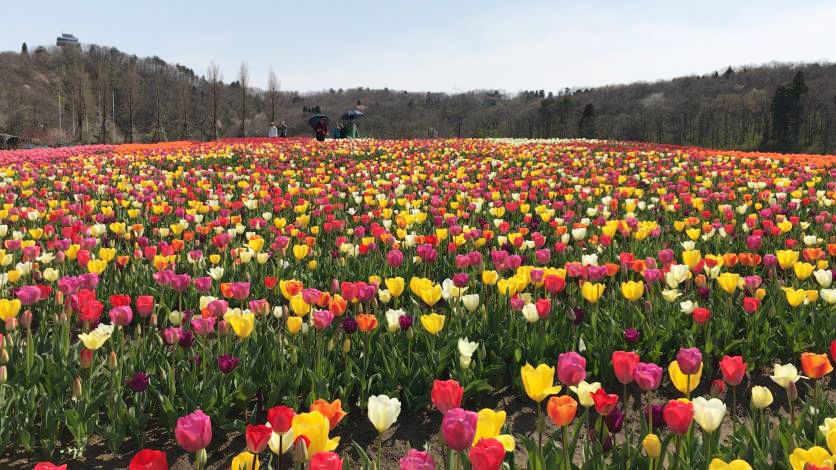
left=107, top=351, right=118, bottom=370
left=56, top=291, right=64, bottom=305
left=0, top=349, right=8, bottom=365
left=72, top=377, right=83, bottom=399
left=20, top=310, right=33, bottom=330
left=459, top=355, right=472, bottom=370
left=4, top=318, right=17, bottom=332
left=787, top=381, right=798, bottom=401
left=0, top=333, right=4, bottom=350
left=79, top=348, right=94, bottom=369
left=292, top=437, right=308, bottom=462
left=642, top=433, right=661, bottom=459
left=327, top=338, right=334, bottom=352
left=0, top=365, right=6, bottom=384
left=58, top=312, right=68, bottom=324
left=710, top=379, right=725, bottom=397
left=150, top=313, right=158, bottom=326
left=290, top=348, right=298, bottom=365
left=218, top=320, right=230, bottom=336
left=272, top=306, right=283, bottom=319
left=196, top=448, right=207, bottom=468
left=342, top=338, right=351, bottom=354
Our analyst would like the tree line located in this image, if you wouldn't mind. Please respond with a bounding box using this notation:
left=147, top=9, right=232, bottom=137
left=1, top=43, right=834, bottom=153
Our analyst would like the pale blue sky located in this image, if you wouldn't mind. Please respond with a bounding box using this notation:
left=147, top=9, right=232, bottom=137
left=2, top=0, right=835, bottom=93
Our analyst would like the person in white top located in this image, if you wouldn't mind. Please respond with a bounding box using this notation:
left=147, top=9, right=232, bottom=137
left=267, top=122, right=278, bottom=138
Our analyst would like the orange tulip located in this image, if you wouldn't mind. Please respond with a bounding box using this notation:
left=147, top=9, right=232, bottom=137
left=328, top=296, right=347, bottom=316
left=800, top=352, right=833, bottom=379
left=309, top=399, right=347, bottom=430
left=547, top=395, right=578, bottom=427
left=356, top=313, right=378, bottom=332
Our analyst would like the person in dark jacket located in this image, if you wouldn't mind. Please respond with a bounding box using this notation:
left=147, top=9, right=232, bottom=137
left=314, top=120, right=328, bottom=142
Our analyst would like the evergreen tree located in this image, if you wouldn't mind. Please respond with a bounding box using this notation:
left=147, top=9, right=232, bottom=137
left=768, top=71, right=808, bottom=151
left=20, top=42, right=28, bottom=55
left=578, top=104, right=596, bottom=138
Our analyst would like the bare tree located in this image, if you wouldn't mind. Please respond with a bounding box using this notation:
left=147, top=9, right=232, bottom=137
left=124, top=62, right=139, bottom=143
left=238, top=62, right=249, bottom=137
left=267, top=67, right=280, bottom=123
left=207, top=61, right=222, bottom=140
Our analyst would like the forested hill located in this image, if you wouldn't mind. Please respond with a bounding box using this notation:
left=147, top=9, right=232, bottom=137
left=2, top=42, right=834, bottom=154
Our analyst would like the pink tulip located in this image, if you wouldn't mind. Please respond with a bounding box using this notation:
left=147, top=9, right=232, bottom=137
left=175, top=409, right=212, bottom=453
left=206, top=299, right=228, bottom=318
left=190, top=317, right=216, bottom=336
left=676, top=348, right=702, bottom=375
left=109, top=306, right=133, bottom=326
left=15, top=286, right=41, bottom=305
left=557, top=352, right=587, bottom=386
left=193, top=277, right=212, bottom=293
left=441, top=408, right=477, bottom=451
left=387, top=249, right=404, bottom=268
left=633, top=363, right=663, bottom=391
left=312, top=310, right=335, bottom=330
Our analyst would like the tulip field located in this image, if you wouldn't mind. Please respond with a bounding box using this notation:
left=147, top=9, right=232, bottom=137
left=0, top=137, right=834, bottom=470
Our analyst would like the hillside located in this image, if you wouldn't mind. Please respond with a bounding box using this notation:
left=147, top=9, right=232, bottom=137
left=1, top=43, right=834, bottom=153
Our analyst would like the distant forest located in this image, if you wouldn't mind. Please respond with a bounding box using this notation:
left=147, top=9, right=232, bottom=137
left=1, top=42, right=835, bottom=154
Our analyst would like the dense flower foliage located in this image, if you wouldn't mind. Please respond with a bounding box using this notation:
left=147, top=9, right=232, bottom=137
left=0, top=137, right=833, bottom=469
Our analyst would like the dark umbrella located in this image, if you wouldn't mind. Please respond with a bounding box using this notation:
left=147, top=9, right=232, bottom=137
left=308, top=114, right=330, bottom=127
left=341, top=110, right=364, bottom=120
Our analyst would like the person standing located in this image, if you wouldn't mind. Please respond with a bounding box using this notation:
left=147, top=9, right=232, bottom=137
left=279, top=121, right=288, bottom=137
left=314, top=120, right=328, bottom=142
left=267, top=122, right=278, bottom=138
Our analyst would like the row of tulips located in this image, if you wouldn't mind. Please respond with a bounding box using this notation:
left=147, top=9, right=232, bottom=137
left=31, top=346, right=836, bottom=469
left=0, top=137, right=832, bottom=469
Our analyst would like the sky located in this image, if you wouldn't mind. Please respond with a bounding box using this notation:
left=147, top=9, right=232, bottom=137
left=2, top=0, right=835, bottom=93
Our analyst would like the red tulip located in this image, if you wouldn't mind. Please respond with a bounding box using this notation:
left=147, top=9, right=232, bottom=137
left=33, top=463, right=67, bottom=470
left=267, top=405, right=296, bottom=433
left=310, top=451, right=343, bottom=470
left=110, top=294, right=132, bottom=307
left=591, top=388, right=619, bottom=416
left=136, top=295, right=155, bottom=317
left=692, top=307, right=711, bottom=325
left=129, top=449, right=169, bottom=470
left=611, top=351, right=640, bottom=385
left=534, top=298, right=551, bottom=319
left=742, top=296, right=760, bottom=314
left=431, top=379, right=463, bottom=415
left=468, top=438, right=505, bottom=470
left=662, top=400, right=693, bottom=435
left=718, top=355, right=747, bottom=386
left=544, top=275, right=565, bottom=294
left=264, top=277, right=278, bottom=290
left=245, top=424, right=273, bottom=453
left=831, top=339, right=836, bottom=363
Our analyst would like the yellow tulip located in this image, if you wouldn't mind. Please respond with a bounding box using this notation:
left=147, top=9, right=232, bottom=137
left=287, top=316, right=303, bottom=334
left=98, top=247, right=116, bottom=262
left=472, top=409, right=515, bottom=452
left=482, top=270, right=499, bottom=286
left=520, top=363, right=562, bottom=403
left=788, top=446, right=834, bottom=470
left=291, top=411, right=340, bottom=456
left=6, top=270, right=20, bottom=283
left=581, top=282, right=605, bottom=304
left=292, top=244, right=309, bottom=260
left=420, top=313, right=446, bottom=335
left=642, top=434, right=661, bottom=459
left=782, top=287, right=807, bottom=307
left=77, top=324, right=114, bottom=350
left=682, top=250, right=702, bottom=269
left=209, top=254, right=221, bottom=264
left=0, top=298, right=22, bottom=321
left=248, top=237, right=265, bottom=253
left=776, top=250, right=799, bottom=270
left=709, top=458, right=753, bottom=470
left=385, top=277, right=405, bottom=297
left=793, top=262, right=814, bottom=281
left=716, top=272, right=740, bottom=294
left=620, top=281, right=644, bottom=301
left=224, top=311, right=255, bottom=338
left=290, top=295, right=311, bottom=316
left=418, top=284, right=442, bottom=306
left=87, top=259, right=107, bottom=274
left=231, top=451, right=260, bottom=470
left=668, top=361, right=703, bottom=395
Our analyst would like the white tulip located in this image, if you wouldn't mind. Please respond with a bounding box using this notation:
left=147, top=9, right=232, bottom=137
left=461, top=294, right=480, bottom=312
left=208, top=267, right=224, bottom=281
left=692, top=397, right=726, bottom=433
left=458, top=337, right=478, bottom=358
left=813, top=269, right=832, bottom=288
left=367, top=395, right=401, bottom=433
left=521, top=303, right=539, bottom=323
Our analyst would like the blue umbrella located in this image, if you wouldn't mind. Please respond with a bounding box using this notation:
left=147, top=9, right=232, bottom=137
left=341, top=110, right=364, bottom=120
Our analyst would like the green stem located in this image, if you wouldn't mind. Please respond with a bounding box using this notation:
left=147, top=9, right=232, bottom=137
left=562, top=425, right=571, bottom=470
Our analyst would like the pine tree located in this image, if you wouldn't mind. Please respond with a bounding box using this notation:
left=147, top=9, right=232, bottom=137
left=578, top=104, right=596, bottom=138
